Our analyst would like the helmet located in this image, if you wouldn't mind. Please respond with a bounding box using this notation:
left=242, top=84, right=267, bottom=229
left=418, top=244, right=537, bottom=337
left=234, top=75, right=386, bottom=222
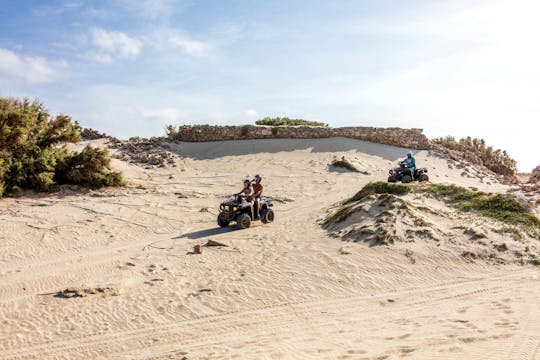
left=243, top=179, right=251, bottom=185
left=406, top=151, right=413, bottom=157
left=254, top=174, right=262, bottom=181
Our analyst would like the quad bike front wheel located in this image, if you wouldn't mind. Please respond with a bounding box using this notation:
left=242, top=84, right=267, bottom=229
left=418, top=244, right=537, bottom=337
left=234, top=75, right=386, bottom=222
left=261, top=209, right=275, bottom=224
left=217, top=213, right=230, bottom=228
left=237, top=213, right=252, bottom=229
left=402, top=175, right=412, bottom=183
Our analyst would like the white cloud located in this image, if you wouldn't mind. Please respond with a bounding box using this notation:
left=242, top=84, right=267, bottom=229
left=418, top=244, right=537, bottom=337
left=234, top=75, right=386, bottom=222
left=245, top=109, right=258, bottom=119
left=329, top=0, right=540, bottom=171
left=0, top=48, right=66, bottom=84
left=170, top=34, right=209, bottom=56
left=142, top=108, right=184, bottom=123
left=91, top=28, right=142, bottom=63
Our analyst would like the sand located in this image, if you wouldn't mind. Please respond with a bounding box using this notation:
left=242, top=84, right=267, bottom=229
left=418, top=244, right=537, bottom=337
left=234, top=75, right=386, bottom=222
left=0, top=138, right=538, bottom=360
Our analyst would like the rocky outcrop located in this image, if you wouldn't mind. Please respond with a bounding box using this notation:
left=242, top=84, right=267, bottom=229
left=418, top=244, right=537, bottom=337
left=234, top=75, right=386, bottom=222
left=109, top=137, right=177, bottom=168
left=167, top=125, right=430, bottom=150
left=529, top=165, right=540, bottom=184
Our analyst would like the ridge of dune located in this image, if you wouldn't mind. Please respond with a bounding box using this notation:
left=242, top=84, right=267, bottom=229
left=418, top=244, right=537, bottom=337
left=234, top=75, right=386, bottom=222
left=1, top=137, right=539, bottom=360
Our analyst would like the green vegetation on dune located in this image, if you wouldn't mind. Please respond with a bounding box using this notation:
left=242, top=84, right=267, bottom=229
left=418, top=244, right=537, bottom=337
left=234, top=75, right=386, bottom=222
left=255, top=117, right=328, bottom=127
left=0, top=97, right=124, bottom=197
left=322, top=182, right=409, bottom=225
left=344, top=182, right=410, bottom=204
left=322, top=204, right=353, bottom=225
left=418, top=183, right=539, bottom=228
left=324, top=181, right=540, bottom=230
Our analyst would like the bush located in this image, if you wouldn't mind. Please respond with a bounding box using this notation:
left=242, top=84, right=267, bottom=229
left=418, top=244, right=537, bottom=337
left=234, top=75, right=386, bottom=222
left=0, top=97, right=123, bottom=196
left=432, top=136, right=517, bottom=176
left=56, top=146, right=125, bottom=188
left=256, top=117, right=328, bottom=127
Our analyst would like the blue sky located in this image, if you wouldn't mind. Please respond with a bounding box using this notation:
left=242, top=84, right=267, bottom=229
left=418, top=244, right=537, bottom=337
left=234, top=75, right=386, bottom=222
left=1, top=0, right=538, bottom=171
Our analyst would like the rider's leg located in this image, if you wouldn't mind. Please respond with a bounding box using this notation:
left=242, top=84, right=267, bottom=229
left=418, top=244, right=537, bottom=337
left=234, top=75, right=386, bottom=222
left=257, top=198, right=262, bottom=218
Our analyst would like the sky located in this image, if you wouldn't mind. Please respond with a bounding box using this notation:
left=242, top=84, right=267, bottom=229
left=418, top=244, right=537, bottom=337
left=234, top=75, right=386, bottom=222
left=0, top=0, right=538, bottom=171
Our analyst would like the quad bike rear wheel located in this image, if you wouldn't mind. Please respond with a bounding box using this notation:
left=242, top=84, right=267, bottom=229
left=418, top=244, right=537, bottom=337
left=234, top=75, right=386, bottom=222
left=418, top=174, right=429, bottom=182
left=261, top=209, right=275, bottom=224
left=387, top=176, right=397, bottom=183
left=237, top=213, right=252, bottom=229
left=217, top=213, right=230, bottom=228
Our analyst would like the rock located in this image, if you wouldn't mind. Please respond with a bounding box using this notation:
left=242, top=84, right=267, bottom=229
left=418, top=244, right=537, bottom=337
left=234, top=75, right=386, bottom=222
left=55, top=286, right=119, bottom=298
left=194, top=244, right=202, bottom=254
left=205, top=240, right=228, bottom=247
left=339, top=247, right=352, bottom=255
left=495, top=243, right=508, bottom=252
left=110, top=137, right=179, bottom=168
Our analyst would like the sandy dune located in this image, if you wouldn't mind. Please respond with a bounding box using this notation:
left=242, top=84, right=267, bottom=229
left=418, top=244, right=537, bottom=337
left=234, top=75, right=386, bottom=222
left=0, top=138, right=538, bottom=360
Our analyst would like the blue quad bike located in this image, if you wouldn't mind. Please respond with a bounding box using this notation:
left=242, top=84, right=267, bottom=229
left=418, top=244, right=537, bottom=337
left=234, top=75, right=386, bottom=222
left=388, top=162, right=429, bottom=183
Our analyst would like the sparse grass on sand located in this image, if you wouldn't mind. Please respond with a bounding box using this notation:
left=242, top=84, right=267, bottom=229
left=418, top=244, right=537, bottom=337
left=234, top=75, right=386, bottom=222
left=331, top=158, right=359, bottom=172
left=322, top=182, right=409, bottom=225
left=344, top=182, right=409, bottom=204
left=418, top=183, right=540, bottom=229
left=325, top=181, right=540, bottom=230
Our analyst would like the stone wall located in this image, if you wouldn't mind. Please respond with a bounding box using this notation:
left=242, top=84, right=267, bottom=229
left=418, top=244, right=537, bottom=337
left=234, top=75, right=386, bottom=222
left=168, top=125, right=430, bottom=150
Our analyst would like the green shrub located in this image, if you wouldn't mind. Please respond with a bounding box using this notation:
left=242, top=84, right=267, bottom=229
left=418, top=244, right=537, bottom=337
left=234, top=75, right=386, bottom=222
left=256, top=117, right=328, bottom=127
left=0, top=97, right=123, bottom=196
left=56, top=146, right=124, bottom=188
left=344, top=181, right=410, bottom=204
left=432, top=136, right=517, bottom=176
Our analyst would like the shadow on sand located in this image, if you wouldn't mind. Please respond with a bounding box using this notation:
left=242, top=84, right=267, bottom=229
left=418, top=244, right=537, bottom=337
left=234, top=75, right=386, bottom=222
left=166, top=137, right=409, bottom=161
left=175, top=227, right=233, bottom=240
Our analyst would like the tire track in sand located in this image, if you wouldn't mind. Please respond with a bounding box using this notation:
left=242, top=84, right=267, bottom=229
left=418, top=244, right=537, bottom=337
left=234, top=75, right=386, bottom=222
left=0, top=269, right=534, bottom=359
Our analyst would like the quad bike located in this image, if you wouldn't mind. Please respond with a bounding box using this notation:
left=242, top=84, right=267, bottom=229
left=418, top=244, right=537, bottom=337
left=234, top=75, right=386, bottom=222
left=387, top=162, right=429, bottom=183
left=217, top=195, right=274, bottom=229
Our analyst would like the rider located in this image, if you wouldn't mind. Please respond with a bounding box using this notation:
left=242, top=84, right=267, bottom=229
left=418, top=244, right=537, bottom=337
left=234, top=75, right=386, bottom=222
left=401, top=151, right=416, bottom=178
left=237, top=179, right=254, bottom=218
left=251, top=174, right=264, bottom=219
